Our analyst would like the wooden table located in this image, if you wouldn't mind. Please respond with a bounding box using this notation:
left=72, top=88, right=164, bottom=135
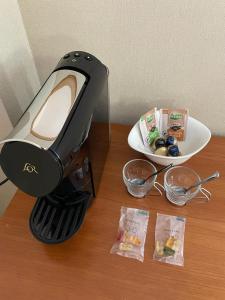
left=0, top=124, right=225, bottom=300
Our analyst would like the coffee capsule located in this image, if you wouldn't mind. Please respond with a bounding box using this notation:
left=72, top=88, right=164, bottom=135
left=168, top=145, right=180, bottom=156
left=154, top=147, right=168, bottom=156
left=165, top=135, right=177, bottom=147
left=153, top=137, right=166, bottom=150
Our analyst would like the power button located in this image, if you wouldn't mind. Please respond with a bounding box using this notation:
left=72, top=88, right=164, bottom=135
left=85, top=56, right=92, bottom=61
left=63, top=53, right=70, bottom=59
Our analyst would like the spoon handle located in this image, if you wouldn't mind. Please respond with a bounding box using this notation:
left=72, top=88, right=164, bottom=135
left=186, top=171, right=220, bottom=192
left=146, top=163, right=173, bottom=181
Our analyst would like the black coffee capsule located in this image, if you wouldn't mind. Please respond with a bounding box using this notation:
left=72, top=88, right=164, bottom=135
left=153, top=137, right=166, bottom=150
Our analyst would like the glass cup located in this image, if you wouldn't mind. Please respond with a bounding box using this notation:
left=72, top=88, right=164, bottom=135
left=164, top=166, right=211, bottom=206
left=123, top=159, right=164, bottom=198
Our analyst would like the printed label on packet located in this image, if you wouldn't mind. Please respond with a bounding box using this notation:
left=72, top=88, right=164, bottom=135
left=139, top=108, right=159, bottom=147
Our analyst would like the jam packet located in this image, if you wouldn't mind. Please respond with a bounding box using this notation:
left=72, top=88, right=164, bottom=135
left=110, top=207, right=149, bottom=262
left=139, top=108, right=159, bottom=147
left=153, top=213, right=186, bottom=266
left=160, top=108, right=188, bottom=141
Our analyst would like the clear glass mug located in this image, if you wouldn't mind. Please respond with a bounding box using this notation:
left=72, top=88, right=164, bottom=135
left=164, top=166, right=211, bottom=206
left=123, top=159, right=164, bottom=198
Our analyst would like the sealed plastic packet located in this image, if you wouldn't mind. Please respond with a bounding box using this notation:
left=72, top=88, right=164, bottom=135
left=139, top=108, right=160, bottom=147
left=159, top=108, right=189, bottom=141
left=153, top=213, right=186, bottom=266
left=110, top=207, right=149, bottom=262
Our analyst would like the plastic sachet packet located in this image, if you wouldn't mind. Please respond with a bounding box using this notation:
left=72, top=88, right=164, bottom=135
left=153, top=213, right=186, bottom=266
left=110, top=207, right=149, bottom=262
left=139, top=108, right=160, bottom=147
left=159, top=108, right=189, bottom=141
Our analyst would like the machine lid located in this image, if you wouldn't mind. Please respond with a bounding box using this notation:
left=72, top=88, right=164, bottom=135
left=31, top=75, right=77, bottom=141
left=0, top=141, right=62, bottom=197
left=0, top=70, right=86, bottom=150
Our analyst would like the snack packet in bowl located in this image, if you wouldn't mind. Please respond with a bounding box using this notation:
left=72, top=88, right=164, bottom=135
left=110, top=207, right=149, bottom=262
left=153, top=213, right=186, bottom=266
left=160, top=108, right=189, bottom=141
left=139, top=108, right=159, bottom=147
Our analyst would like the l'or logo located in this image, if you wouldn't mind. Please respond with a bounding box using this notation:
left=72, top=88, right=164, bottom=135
left=23, top=163, right=38, bottom=174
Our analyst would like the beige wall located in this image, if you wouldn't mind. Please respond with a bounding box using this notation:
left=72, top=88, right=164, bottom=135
left=18, top=0, right=225, bottom=135
left=19, top=0, right=225, bottom=134
left=0, top=0, right=40, bottom=131
left=0, top=0, right=40, bottom=214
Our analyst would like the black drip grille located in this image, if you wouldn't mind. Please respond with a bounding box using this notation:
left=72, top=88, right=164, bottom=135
left=29, top=191, right=90, bottom=244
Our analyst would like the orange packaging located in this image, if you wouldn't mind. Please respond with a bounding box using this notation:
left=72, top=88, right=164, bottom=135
left=160, top=109, right=188, bottom=141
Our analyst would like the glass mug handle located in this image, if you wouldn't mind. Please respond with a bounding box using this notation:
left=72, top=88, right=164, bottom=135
left=187, top=187, right=211, bottom=204
left=199, top=187, right=211, bottom=201
left=148, top=181, right=165, bottom=196
left=184, top=187, right=211, bottom=205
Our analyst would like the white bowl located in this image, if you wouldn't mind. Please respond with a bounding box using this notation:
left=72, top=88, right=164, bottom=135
left=128, top=115, right=211, bottom=166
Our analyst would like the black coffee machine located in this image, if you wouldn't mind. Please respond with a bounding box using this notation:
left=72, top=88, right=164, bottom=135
left=0, top=51, right=110, bottom=244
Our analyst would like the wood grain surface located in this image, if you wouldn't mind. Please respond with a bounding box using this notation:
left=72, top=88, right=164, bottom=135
left=0, top=124, right=225, bottom=300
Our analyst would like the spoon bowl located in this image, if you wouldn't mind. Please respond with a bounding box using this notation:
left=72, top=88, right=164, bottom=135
left=174, top=171, right=219, bottom=194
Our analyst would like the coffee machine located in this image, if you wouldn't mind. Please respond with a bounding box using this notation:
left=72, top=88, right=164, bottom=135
left=0, top=51, right=110, bottom=244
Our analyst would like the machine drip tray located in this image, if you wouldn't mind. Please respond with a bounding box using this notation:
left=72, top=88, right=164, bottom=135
left=29, top=191, right=91, bottom=244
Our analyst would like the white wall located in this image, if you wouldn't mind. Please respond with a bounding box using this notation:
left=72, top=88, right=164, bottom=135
left=0, top=0, right=40, bottom=214
left=18, top=0, right=225, bottom=135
